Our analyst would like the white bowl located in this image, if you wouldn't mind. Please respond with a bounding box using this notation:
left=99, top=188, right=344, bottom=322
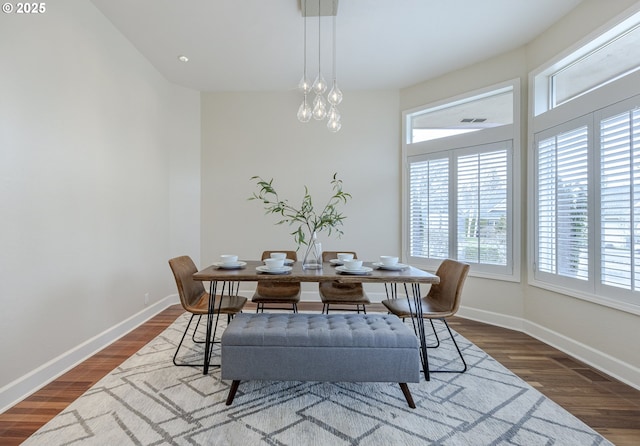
left=220, top=254, right=238, bottom=265
left=380, top=256, right=399, bottom=266
left=270, top=252, right=287, bottom=260
left=342, top=259, right=363, bottom=270
left=337, top=252, right=354, bottom=262
left=264, top=258, right=285, bottom=269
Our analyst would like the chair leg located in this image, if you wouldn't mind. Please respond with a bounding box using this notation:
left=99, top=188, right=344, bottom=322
left=425, top=319, right=441, bottom=349
left=174, top=312, right=224, bottom=369
left=174, top=314, right=212, bottom=367
left=429, top=319, right=467, bottom=374
left=190, top=315, right=206, bottom=344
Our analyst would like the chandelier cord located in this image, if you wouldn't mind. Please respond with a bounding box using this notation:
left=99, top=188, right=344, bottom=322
left=332, top=12, right=336, bottom=82
left=317, top=0, right=321, bottom=75
left=303, top=0, right=307, bottom=78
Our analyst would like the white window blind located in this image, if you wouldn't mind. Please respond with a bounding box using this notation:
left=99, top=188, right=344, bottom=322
left=457, top=150, right=508, bottom=265
left=409, top=157, right=449, bottom=259
left=408, top=142, right=511, bottom=273
left=600, top=109, right=640, bottom=290
left=536, top=126, right=589, bottom=280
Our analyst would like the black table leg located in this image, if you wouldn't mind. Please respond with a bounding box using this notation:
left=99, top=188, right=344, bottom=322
left=407, top=283, right=429, bottom=381
left=203, top=281, right=217, bottom=375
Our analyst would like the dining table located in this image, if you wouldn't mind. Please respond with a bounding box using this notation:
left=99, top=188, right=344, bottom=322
left=192, top=260, right=440, bottom=379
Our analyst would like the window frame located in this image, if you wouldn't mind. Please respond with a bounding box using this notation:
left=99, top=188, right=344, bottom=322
left=532, top=115, right=595, bottom=295
left=529, top=38, right=640, bottom=315
left=402, top=79, right=521, bottom=282
left=533, top=10, right=640, bottom=116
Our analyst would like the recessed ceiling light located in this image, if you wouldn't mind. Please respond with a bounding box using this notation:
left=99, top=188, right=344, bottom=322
left=177, top=55, right=189, bottom=63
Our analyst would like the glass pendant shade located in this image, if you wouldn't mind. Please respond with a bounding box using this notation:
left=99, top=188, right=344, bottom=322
left=298, top=75, right=311, bottom=94
left=312, top=94, right=327, bottom=120
left=327, top=105, right=340, bottom=122
left=327, top=81, right=343, bottom=105
left=297, top=95, right=312, bottom=122
left=312, top=73, right=327, bottom=94
left=327, top=117, right=341, bottom=132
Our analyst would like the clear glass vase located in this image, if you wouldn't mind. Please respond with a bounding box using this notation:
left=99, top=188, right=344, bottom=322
left=302, top=231, right=323, bottom=270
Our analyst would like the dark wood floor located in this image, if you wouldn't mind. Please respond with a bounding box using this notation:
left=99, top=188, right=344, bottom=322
left=1, top=303, right=639, bottom=445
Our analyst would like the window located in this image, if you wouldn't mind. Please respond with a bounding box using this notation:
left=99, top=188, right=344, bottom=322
left=408, top=157, right=449, bottom=259
left=534, top=122, right=590, bottom=286
left=599, top=108, right=640, bottom=291
left=406, top=87, right=513, bottom=144
left=457, top=148, right=509, bottom=266
left=532, top=96, right=640, bottom=308
left=403, top=80, right=519, bottom=280
left=534, top=11, right=640, bottom=115
left=551, top=24, right=640, bottom=107
left=531, top=10, right=640, bottom=312
left=408, top=142, right=512, bottom=275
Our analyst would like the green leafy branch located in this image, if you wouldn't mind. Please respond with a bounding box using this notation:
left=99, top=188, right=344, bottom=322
left=249, top=173, right=352, bottom=247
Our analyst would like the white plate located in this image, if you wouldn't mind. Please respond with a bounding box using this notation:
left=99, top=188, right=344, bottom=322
left=213, top=261, right=247, bottom=269
left=372, top=262, right=409, bottom=271
left=284, top=258, right=295, bottom=265
left=329, top=259, right=344, bottom=265
left=256, top=265, right=292, bottom=274
left=335, top=266, right=373, bottom=275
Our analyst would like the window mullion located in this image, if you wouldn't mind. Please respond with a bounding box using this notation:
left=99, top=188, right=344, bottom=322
left=450, top=152, right=458, bottom=260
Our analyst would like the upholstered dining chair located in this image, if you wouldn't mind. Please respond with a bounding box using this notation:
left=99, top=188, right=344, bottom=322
left=381, top=259, right=470, bottom=378
left=320, top=251, right=371, bottom=314
left=252, top=250, right=300, bottom=313
left=168, top=255, right=247, bottom=369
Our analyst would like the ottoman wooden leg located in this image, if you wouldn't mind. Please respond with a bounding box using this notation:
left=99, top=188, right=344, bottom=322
left=399, top=383, right=416, bottom=409
left=226, top=380, right=241, bottom=405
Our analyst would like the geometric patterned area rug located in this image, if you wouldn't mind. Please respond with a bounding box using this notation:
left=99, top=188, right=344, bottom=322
left=23, top=312, right=612, bottom=446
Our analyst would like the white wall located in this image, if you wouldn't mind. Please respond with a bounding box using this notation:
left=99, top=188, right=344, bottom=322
left=200, top=90, right=400, bottom=299
left=0, top=0, right=200, bottom=406
left=399, top=0, right=640, bottom=388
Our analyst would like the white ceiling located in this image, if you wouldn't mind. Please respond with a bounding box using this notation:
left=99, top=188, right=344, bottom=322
left=90, top=0, right=583, bottom=92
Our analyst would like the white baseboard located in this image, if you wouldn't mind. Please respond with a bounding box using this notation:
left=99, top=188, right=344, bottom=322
left=456, top=306, right=525, bottom=332
left=457, top=306, right=640, bottom=391
left=0, top=294, right=180, bottom=414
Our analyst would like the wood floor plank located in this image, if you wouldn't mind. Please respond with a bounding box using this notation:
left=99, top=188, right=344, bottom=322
left=0, top=303, right=639, bottom=445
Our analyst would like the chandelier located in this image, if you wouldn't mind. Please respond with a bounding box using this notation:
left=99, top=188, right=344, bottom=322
left=297, top=0, right=342, bottom=132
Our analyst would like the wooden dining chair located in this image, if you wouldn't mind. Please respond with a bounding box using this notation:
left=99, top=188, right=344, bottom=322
left=381, top=259, right=470, bottom=379
left=320, top=251, right=370, bottom=314
left=168, top=255, right=247, bottom=369
left=251, top=250, right=300, bottom=313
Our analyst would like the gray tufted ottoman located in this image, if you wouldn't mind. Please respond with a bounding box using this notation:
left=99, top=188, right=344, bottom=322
left=221, top=313, right=420, bottom=408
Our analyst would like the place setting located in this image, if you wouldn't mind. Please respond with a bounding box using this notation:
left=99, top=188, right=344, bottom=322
left=212, top=254, right=246, bottom=270
left=335, top=259, right=373, bottom=275
left=328, top=252, right=355, bottom=266
left=256, top=253, right=293, bottom=274
left=372, top=255, right=409, bottom=271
